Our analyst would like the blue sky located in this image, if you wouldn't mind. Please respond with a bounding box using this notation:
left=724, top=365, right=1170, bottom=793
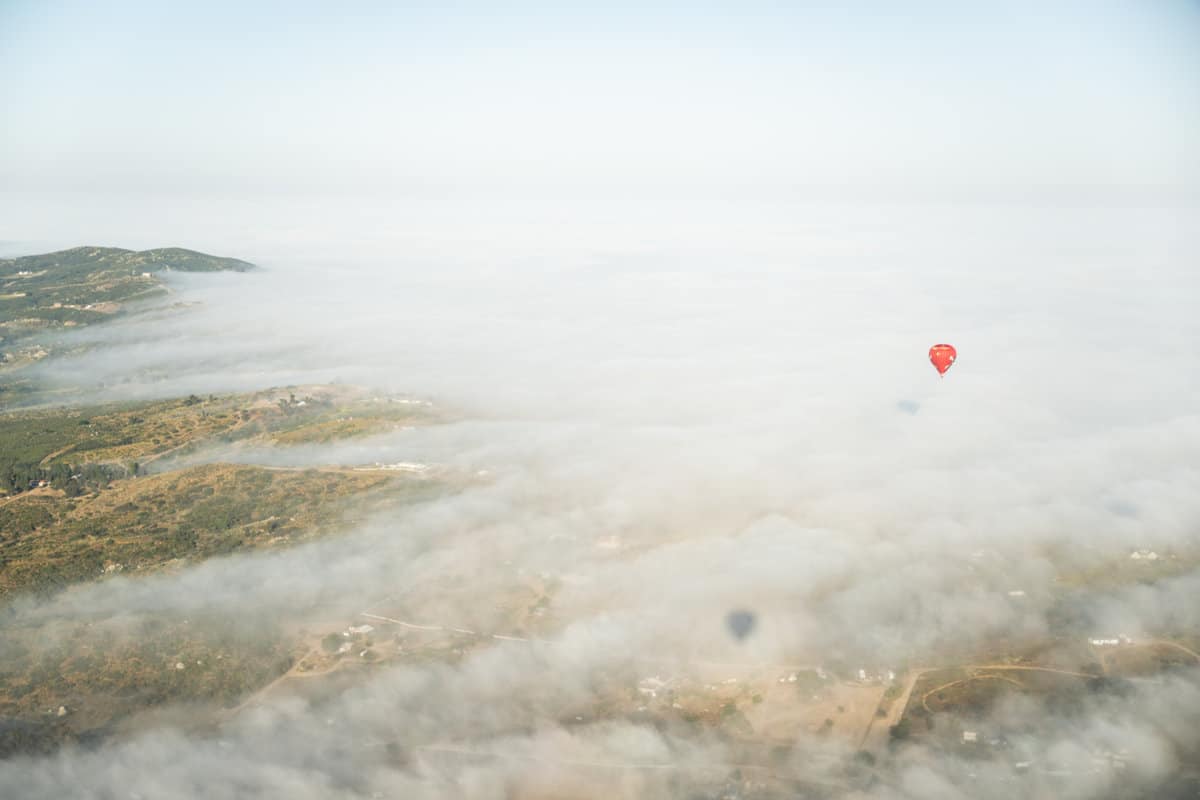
left=2, top=0, right=1198, bottom=200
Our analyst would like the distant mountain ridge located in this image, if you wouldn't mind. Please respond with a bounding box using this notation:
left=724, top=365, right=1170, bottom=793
left=1, top=246, right=254, bottom=395
left=1, top=246, right=254, bottom=276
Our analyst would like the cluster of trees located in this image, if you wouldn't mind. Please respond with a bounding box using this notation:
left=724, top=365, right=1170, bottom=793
left=0, top=460, right=129, bottom=497
left=276, top=391, right=326, bottom=415
left=0, top=718, right=68, bottom=759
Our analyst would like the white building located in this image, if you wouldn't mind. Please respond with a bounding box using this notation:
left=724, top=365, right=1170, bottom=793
left=638, top=676, right=669, bottom=697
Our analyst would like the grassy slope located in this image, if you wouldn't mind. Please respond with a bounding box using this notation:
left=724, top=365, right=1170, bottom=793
left=0, top=385, right=432, bottom=471
left=0, top=463, right=424, bottom=598
left=0, top=386, right=437, bottom=598
left=0, top=384, right=444, bottom=753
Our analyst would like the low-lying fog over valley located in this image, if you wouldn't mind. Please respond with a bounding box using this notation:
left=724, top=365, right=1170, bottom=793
left=2, top=200, right=1197, bottom=799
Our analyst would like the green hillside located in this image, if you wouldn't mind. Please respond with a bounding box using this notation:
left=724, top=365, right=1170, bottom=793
left=0, top=246, right=254, bottom=375
left=1, top=246, right=253, bottom=279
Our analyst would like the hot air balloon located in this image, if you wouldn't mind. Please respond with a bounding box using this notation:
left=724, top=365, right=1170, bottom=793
left=929, top=344, right=957, bottom=376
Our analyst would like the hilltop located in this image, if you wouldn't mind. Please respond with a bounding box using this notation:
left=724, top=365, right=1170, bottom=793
left=0, top=246, right=254, bottom=386
left=0, top=246, right=253, bottom=278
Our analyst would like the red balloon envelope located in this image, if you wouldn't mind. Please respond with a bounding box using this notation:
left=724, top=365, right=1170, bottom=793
left=929, top=344, right=957, bottom=376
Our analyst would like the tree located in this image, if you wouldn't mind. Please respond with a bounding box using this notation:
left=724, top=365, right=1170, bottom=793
left=171, top=526, right=198, bottom=550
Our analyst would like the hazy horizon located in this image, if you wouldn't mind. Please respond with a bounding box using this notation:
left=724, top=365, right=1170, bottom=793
left=4, top=0, right=1200, bottom=204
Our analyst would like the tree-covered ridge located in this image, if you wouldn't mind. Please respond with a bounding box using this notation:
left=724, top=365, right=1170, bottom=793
left=0, top=246, right=254, bottom=278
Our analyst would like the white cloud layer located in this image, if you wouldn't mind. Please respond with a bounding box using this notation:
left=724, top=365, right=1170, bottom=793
left=1, top=199, right=1198, bottom=796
